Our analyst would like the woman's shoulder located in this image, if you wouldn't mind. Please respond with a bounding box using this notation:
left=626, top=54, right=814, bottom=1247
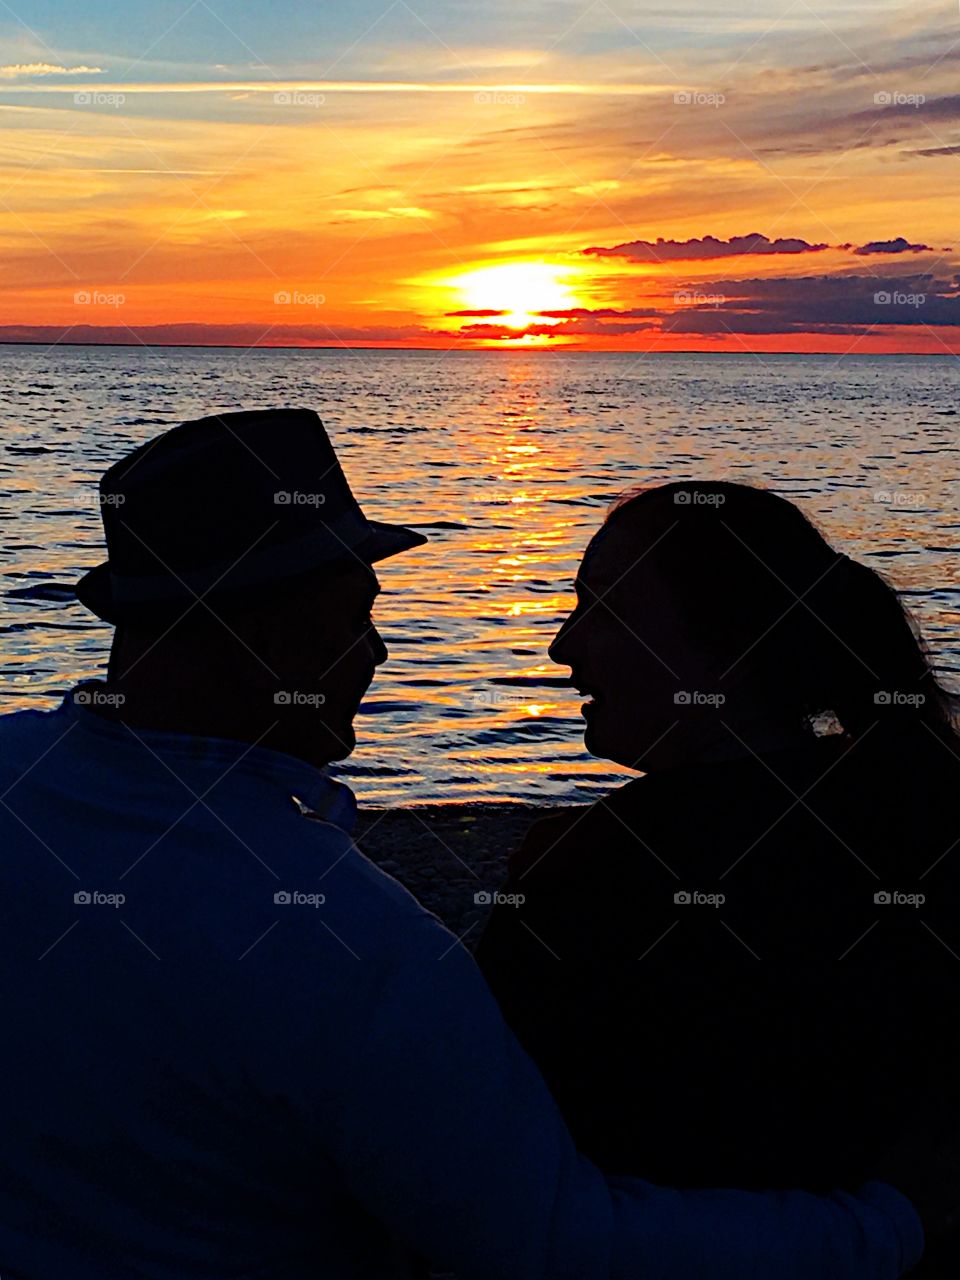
left=506, top=804, right=594, bottom=880
left=504, top=748, right=824, bottom=888
left=506, top=772, right=680, bottom=884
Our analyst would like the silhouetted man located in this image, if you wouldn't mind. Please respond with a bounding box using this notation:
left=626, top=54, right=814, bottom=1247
left=0, top=411, right=925, bottom=1278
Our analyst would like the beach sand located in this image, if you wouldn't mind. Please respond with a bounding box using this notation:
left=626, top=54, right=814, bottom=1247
left=356, top=803, right=574, bottom=949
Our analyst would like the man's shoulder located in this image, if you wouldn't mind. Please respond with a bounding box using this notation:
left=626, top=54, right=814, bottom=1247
left=298, top=813, right=424, bottom=907
left=0, top=703, right=66, bottom=772
left=236, top=816, right=464, bottom=1016
left=268, top=811, right=457, bottom=963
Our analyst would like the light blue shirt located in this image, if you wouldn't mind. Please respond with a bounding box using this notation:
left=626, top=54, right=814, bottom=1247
left=0, top=680, right=923, bottom=1279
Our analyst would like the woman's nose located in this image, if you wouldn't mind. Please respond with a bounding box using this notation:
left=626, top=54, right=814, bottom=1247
left=549, top=614, right=576, bottom=665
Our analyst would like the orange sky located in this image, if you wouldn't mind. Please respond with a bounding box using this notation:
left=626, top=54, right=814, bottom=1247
left=2, top=0, right=959, bottom=353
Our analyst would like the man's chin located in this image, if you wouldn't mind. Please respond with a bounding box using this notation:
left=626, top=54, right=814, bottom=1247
left=276, top=715, right=357, bottom=768
left=323, top=723, right=356, bottom=764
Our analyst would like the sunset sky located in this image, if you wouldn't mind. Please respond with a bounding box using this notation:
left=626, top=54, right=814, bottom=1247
left=2, top=0, right=959, bottom=352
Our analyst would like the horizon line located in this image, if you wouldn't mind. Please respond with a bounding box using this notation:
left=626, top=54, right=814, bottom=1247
left=0, top=341, right=953, bottom=357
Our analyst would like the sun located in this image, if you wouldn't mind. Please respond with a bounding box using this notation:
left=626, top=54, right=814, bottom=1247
left=452, top=261, right=579, bottom=329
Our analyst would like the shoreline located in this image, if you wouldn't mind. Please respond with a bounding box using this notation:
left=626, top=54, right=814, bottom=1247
left=355, top=803, right=574, bottom=949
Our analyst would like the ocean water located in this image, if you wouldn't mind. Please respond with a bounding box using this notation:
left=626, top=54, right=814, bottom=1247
left=1, top=345, right=958, bottom=805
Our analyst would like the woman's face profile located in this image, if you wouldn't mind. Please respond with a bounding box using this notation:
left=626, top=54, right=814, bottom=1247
left=549, top=518, right=725, bottom=771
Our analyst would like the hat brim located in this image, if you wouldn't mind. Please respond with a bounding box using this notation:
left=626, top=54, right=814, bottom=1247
left=74, top=520, right=428, bottom=624
left=356, top=520, right=428, bottom=564
left=74, top=561, right=120, bottom=624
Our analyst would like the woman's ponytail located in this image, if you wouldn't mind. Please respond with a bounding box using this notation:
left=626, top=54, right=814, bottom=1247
left=799, top=555, right=956, bottom=739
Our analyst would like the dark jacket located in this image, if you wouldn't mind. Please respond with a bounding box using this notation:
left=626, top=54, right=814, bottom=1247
left=1, top=688, right=927, bottom=1279
left=477, top=729, right=960, bottom=1266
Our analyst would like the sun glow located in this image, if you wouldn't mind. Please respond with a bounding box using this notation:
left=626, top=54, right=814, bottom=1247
left=452, top=261, right=580, bottom=329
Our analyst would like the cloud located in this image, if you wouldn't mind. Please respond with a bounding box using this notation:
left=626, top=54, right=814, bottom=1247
left=445, top=272, right=960, bottom=340
left=1, top=77, right=672, bottom=97
left=0, top=64, right=104, bottom=78
left=457, top=318, right=661, bottom=339
left=536, top=307, right=662, bottom=318
left=860, top=93, right=960, bottom=122
left=330, top=206, right=434, bottom=223
left=643, top=273, right=960, bottom=334
left=663, top=313, right=868, bottom=336
left=853, top=237, right=934, bottom=255
left=580, top=232, right=944, bottom=268
left=0, top=322, right=445, bottom=346
left=583, top=233, right=830, bottom=263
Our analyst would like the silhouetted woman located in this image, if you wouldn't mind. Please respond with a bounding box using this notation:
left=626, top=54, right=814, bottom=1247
left=476, top=481, right=960, bottom=1274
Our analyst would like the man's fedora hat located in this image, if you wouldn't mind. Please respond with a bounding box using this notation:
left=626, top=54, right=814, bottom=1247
left=74, top=407, right=427, bottom=624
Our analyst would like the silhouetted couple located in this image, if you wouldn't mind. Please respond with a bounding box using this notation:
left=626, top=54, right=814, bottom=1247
left=0, top=407, right=955, bottom=1278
